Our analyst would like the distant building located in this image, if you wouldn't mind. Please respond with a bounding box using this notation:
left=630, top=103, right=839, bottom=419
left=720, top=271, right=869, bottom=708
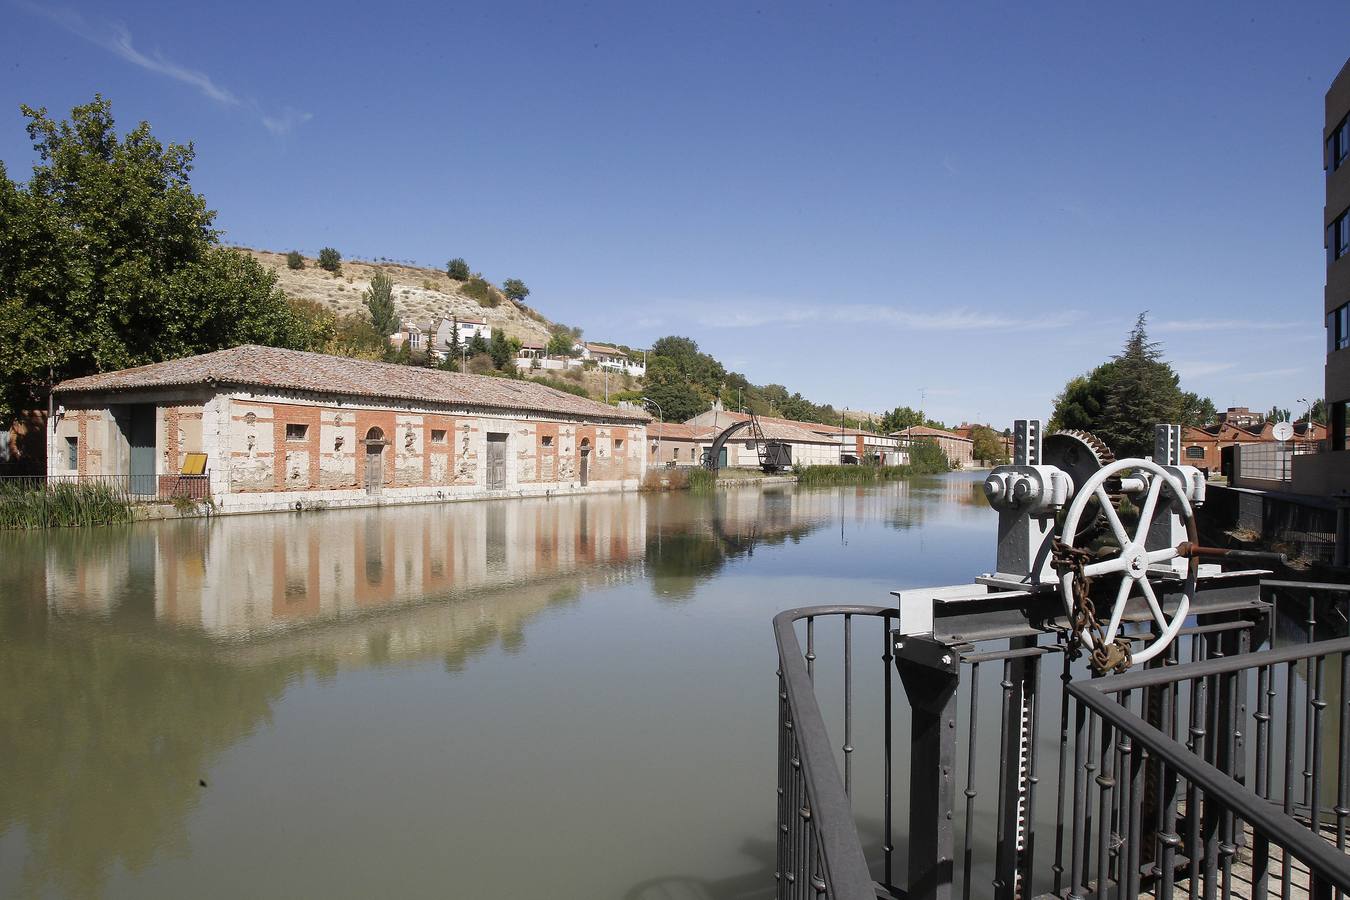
left=1216, top=407, right=1263, bottom=428
left=48, top=345, right=649, bottom=513
left=892, top=425, right=975, bottom=469
left=646, top=422, right=714, bottom=467
left=1184, top=421, right=1326, bottom=476
left=1294, top=56, right=1350, bottom=495
left=685, top=405, right=907, bottom=467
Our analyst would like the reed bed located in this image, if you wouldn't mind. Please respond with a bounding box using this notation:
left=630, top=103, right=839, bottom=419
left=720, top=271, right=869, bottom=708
left=0, top=480, right=135, bottom=529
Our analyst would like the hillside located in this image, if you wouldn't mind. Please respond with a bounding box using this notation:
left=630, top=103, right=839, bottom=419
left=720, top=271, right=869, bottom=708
left=247, top=249, right=555, bottom=345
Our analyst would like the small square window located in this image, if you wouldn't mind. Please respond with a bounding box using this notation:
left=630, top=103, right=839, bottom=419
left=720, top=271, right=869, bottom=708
left=431, top=429, right=447, bottom=445
left=541, top=435, right=554, bottom=448
left=285, top=423, right=308, bottom=441
left=614, top=439, right=623, bottom=450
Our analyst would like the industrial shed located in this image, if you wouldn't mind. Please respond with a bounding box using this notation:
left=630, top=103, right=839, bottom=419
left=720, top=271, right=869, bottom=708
left=49, top=345, right=649, bottom=514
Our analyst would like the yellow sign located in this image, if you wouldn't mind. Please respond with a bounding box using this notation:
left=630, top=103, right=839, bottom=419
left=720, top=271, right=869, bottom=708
left=180, top=452, right=208, bottom=475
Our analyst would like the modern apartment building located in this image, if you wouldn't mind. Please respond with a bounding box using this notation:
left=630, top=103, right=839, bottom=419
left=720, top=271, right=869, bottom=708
left=1296, top=57, right=1350, bottom=495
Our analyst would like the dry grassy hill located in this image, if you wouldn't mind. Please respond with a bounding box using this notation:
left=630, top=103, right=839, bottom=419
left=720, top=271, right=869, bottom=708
left=247, top=249, right=555, bottom=345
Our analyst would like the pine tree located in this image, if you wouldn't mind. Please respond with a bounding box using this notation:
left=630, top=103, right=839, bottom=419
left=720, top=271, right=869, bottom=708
left=363, top=271, right=398, bottom=337
left=1095, top=313, right=1184, bottom=458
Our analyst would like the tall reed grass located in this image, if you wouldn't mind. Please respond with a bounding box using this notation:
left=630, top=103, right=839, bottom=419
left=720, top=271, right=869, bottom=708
left=0, top=480, right=134, bottom=529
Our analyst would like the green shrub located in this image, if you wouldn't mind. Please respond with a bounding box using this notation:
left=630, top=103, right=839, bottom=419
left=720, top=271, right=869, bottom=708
left=286, top=250, right=305, bottom=270
left=502, top=278, right=529, bottom=302
left=461, top=277, right=500, bottom=307
left=906, top=438, right=951, bottom=474
left=446, top=257, right=470, bottom=280
left=318, top=247, right=342, bottom=273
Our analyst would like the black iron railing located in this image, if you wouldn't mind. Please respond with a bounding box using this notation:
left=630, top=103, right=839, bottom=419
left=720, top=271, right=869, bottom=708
left=1066, top=635, right=1350, bottom=898
left=774, top=582, right=1350, bottom=900
left=774, top=606, right=892, bottom=899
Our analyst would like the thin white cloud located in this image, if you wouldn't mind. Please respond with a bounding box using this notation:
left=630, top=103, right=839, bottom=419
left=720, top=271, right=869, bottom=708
left=1154, top=318, right=1303, bottom=333
left=1226, top=366, right=1307, bottom=384
left=1173, top=360, right=1238, bottom=379
left=21, top=3, right=310, bottom=135
left=698, top=303, right=1084, bottom=332
left=261, top=108, right=315, bottom=137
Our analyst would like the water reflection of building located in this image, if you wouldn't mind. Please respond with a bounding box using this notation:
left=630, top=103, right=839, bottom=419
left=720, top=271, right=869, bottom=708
left=44, top=495, right=646, bottom=645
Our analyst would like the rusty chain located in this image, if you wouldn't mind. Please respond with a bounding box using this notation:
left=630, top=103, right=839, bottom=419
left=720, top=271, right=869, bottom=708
left=1052, top=537, right=1133, bottom=675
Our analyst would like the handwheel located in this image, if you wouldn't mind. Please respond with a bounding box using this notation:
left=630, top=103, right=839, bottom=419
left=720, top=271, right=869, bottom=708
left=1058, top=458, right=1198, bottom=666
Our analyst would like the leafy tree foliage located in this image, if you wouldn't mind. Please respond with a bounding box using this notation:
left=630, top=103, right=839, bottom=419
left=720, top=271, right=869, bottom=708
left=1181, top=392, right=1218, bottom=428
left=1307, top=398, right=1327, bottom=425
left=878, top=406, right=944, bottom=433
left=1265, top=406, right=1292, bottom=424
left=286, top=250, right=305, bottom=270
left=641, top=356, right=707, bottom=422
left=488, top=329, right=516, bottom=370
left=461, top=276, right=499, bottom=307
left=0, top=96, right=313, bottom=424
left=501, top=278, right=529, bottom=302
left=363, top=271, right=398, bottom=336
left=468, top=332, right=489, bottom=356
left=317, top=247, right=341, bottom=273
left=446, top=257, right=470, bottom=280
left=1050, top=314, right=1184, bottom=458
left=970, top=425, right=1009, bottom=464
left=906, top=438, right=951, bottom=472
left=547, top=330, right=577, bottom=356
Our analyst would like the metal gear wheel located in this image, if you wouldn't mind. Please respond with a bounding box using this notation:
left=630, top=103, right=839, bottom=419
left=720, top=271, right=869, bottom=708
left=1044, top=430, right=1117, bottom=541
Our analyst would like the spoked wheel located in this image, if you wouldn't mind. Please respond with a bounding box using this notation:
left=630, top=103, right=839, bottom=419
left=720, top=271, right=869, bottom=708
left=1059, top=458, right=1198, bottom=666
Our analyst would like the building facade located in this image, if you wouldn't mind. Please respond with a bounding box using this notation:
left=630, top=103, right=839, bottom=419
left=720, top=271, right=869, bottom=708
left=892, top=425, right=975, bottom=469
left=646, top=422, right=714, bottom=467
left=49, top=345, right=648, bottom=514
left=1296, top=57, right=1350, bottom=495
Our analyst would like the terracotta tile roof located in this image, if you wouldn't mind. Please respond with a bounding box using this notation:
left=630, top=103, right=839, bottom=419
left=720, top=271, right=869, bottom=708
left=701, top=411, right=886, bottom=442
left=646, top=422, right=715, bottom=440
left=585, top=344, right=626, bottom=356
left=54, top=345, right=650, bottom=423
left=892, top=425, right=972, bottom=442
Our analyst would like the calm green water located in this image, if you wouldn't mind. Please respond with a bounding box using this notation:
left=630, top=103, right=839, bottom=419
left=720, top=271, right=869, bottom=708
left=0, top=473, right=994, bottom=899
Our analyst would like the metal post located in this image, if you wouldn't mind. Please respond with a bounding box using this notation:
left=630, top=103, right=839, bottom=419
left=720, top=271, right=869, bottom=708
left=895, top=634, right=960, bottom=900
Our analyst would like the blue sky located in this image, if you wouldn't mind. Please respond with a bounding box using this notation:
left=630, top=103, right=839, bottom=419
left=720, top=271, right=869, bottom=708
left=2, top=1, right=1346, bottom=427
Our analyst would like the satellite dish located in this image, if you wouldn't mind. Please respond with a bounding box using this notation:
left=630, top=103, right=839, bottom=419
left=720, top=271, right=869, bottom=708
left=1272, top=421, right=1294, bottom=442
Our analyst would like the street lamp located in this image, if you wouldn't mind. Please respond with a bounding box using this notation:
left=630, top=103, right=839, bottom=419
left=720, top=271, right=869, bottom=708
left=642, top=397, right=663, bottom=464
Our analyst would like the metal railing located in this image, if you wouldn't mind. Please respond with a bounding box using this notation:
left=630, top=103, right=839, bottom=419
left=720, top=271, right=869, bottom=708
left=774, top=583, right=1350, bottom=900
left=0, top=473, right=211, bottom=500
left=775, top=606, right=886, bottom=900
left=1067, top=635, right=1350, bottom=898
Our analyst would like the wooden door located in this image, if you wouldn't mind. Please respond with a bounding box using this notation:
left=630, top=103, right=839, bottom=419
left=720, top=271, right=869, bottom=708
left=486, top=433, right=507, bottom=489
left=365, top=445, right=384, bottom=495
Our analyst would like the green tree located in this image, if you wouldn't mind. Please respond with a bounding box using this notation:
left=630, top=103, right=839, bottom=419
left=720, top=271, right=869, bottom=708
left=446, top=257, right=470, bottom=280
left=642, top=356, right=707, bottom=422
left=1056, top=314, right=1184, bottom=458
left=501, top=278, right=529, bottom=302
left=363, top=271, right=398, bottom=336
left=0, top=96, right=313, bottom=424
left=1307, top=398, right=1327, bottom=425
left=1048, top=365, right=1116, bottom=432
left=327, top=314, right=387, bottom=359
left=468, top=332, right=489, bottom=356
left=546, top=329, right=577, bottom=356
left=286, top=250, right=304, bottom=270
left=970, top=425, right=1009, bottom=464
left=1265, top=406, right=1292, bottom=424
left=447, top=316, right=462, bottom=362
left=1181, top=392, right=1218, bottom=428
left=650, top=336, right=726, bottom=398
left=317, top=247, right=341, bottom=273
left=488, top=329, right=514, bottom=370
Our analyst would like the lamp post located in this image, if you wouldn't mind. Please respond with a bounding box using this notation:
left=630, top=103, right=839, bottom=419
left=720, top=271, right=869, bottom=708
left=642, top=397, right=663, bottom=465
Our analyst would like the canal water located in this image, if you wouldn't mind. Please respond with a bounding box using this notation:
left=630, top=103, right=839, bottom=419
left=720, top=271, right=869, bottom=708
left=0, top=473, right=994, bottom=899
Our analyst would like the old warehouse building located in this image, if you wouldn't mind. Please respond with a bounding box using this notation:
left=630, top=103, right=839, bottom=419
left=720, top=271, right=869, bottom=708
left=48, top=345, right=649, bottom=514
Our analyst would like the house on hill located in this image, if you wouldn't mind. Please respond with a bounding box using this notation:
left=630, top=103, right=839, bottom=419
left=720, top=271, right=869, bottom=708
left=48, top=345, right=649, bottom=513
